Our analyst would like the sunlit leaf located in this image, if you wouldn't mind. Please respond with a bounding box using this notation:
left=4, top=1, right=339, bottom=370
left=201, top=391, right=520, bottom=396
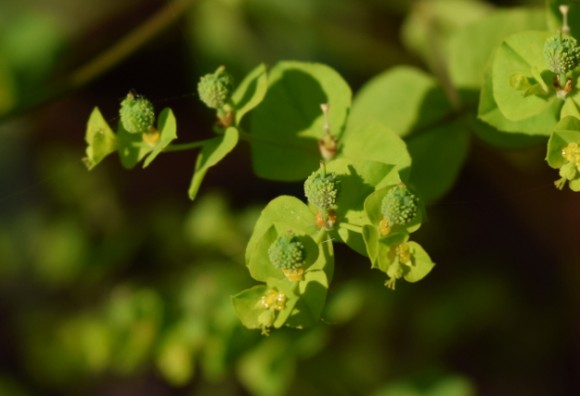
left=249, top=61, right=351, bottom=181
left=188, top=127, right=239, bottom=200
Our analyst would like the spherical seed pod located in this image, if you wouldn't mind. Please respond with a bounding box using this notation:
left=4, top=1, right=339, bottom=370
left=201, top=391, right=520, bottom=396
left=381, top=185, right=419, bottom=228
left=119, top=91, right=155, bottom=134
left=544, top=34, right=580, bottom=75
left=268, top=234, right=305, bottom=271
left=304, top=167, right=340, bottom=210
left=197, top=66, right=234, bottom=109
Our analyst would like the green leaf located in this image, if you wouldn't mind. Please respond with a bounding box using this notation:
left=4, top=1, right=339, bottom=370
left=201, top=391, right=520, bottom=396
left=232, top=278, right=306, bottom=332
left=340, top=123, right=412, bottom=174
left=362, top=225, right=379, bottom=267
left=371, top=239, right=434, bottom=287
left=348, top=66, right=453, bottom=138
left=546, top=116, right=580, bottom=168
left=406, top=121, right=470, bottom=203
left=117, top=125, right=151, bottom=169
left=245, top=196, right=318, bottom=265
left=546, top=116, right=580, bottom=191
left=401, top=0, right=493, bottom=70
left=403, top=241, right=436, bottom=283
left=188, top=127, right=239, bottom=200
left=448, top=7, right=546, bottom=92
left=247, top=226, right=319, bottom=283
left=82, top=107, right=117, bottom=170
left=232, top=284, right=270, bottom=331
left=231, top=63, right=268, bottom=125
left=479, top=58, right=559, bottom=138
left=324, top=158, right=400, bottom=256
left=285, top=267, right=330, bottom=329
left=492, top=30, right=555, bottom=121
left=143, top=108, right=178, bottom=168
left=561, top=95, right=580, bottom=120
left=249, top=61, right=352, bottom=181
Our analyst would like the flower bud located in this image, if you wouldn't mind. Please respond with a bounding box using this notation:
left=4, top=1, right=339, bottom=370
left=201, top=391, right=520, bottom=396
left=197, top=66, right=234, bottom=109
left=268, top=233, right=305, bottom=271
left=119, top=91, right=155, bottom=134
left=304, top=166, right=340, bottom=210
left=544, top=34, right=580, bottom=74
left=381, top=184, right=419, bottom=229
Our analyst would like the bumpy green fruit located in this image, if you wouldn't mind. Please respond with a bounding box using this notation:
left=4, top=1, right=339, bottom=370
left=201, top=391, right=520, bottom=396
left=268, top=234, right=305, bottom=271
left=197, top=66, right=234, bottom=109
left=544, top=34, right=580, bottom=74
left=304, top=167, right=340, bottom=209
left=381, top=185, right=419, bottom=227
left=119, top=92, right=155, bottom=134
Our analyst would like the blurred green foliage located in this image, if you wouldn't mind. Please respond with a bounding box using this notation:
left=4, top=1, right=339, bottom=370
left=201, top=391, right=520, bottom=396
left=0, top=0, right=578, bottom=395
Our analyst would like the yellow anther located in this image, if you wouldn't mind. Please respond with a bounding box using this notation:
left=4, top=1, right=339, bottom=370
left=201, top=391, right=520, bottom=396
left=379, top=218, right=391, bottom=236
left=259, top=289, right=287, bottom=311
left=396, top=243, right=411, bottom=264
left=283, top=267, right=305, bottom=282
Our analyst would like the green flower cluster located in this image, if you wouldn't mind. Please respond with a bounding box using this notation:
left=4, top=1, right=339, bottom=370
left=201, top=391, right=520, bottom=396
left=381, top=184, right=419, bottom=228
left=304, top=167, right=340, bottom=210
left=267, top=234, right=305, bottom=271
left=119, top=92, right=155, bottom=134
left=544, top=34, right=580, bottom=75
left=197, top=66, right=234, bottom=109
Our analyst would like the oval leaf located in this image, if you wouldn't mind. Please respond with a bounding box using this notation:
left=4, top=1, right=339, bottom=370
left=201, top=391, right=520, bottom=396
left=249, top=61, right=352, bottom=181
left=188, top=127, right=239, bottom=200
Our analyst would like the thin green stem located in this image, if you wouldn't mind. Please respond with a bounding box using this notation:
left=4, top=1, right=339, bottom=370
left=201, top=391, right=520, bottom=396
left=339, top=222, right=364, bottom=233
left=1, top=0, right=193, bottom=122
left=70, top=0, right=192, bottom=87
left=163, top=139, right=211, bottom=152
left=314, top=228, right=328, bottom=245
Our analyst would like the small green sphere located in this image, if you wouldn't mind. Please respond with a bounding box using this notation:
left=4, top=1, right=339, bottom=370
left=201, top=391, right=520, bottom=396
left=304, top=168, right=340, bottom=209
left=381, top=185, right=419, bottom=227
left=197, top=66, right=234, bottom=109
left=544, top=34, right=580, bottom=74
left=268, top=234, right=305, bottom=271
left=119, top=92, right=155, bottom=134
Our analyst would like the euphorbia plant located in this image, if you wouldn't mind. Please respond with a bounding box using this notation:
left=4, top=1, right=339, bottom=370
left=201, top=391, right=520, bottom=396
left=82, top=0, right=580, bottom=334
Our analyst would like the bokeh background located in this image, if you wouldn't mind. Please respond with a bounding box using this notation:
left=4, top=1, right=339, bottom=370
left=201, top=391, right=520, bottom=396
left=0, top=0, right=579, bottom=395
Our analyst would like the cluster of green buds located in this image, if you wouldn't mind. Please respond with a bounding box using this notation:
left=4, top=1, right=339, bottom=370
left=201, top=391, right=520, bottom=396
left=268, top=233, right=306, bottom=281
left=304, top=162, right=340, bottom=229
left=257, top=288, right=287, bottom=335
left=544, top=32, right=580, bottom=96
left=379, top=184, right=419, bottom=236
left=119, top=91, right=156, bottom=134
left=555, top=141, right=580, bottom=189
left=197, top=65, right=234, bottom=110
left=544, top=34, right=580, bottom=75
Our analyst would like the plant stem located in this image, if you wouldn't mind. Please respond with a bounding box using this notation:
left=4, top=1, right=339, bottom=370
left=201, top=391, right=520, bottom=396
left=163, top=139, right=211, bottom=152
left=70, top=0, right=192, bottom=87
left=314, top=229, right=328, bottom=245
left=0, top=0, right=193, bottom=122
left=339, top=222, right=364, bottom=233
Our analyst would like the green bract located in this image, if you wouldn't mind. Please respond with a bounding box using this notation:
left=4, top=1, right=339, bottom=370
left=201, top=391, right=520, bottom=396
left=267, top=234, right=305, bottom=271
left=304, top=166, right=340, bottom=210
left=381, top=184, right=419, bottom=228
left=119, top=92, right=155, bottom=134
left=197, top=65, right=234, bottom=109
left=544, top=33, right=580, bottom=74
left=546, top=116, right=580, bottom=190
left=83, top=107, right=117, bottom=170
